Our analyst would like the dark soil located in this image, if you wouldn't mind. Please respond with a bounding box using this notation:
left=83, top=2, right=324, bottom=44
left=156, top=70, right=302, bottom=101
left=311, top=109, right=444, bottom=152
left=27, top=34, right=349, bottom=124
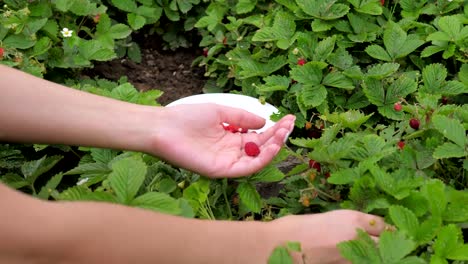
left=89, top=38, right=207, bottom=106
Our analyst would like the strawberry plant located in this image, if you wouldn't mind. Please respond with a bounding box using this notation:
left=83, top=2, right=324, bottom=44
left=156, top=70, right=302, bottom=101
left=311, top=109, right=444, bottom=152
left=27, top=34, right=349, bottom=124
left=0, top=0, right=206, bottom=77
left=193, top=0, right=468, bottom=262
left=1, top=0, right=467, bottom=263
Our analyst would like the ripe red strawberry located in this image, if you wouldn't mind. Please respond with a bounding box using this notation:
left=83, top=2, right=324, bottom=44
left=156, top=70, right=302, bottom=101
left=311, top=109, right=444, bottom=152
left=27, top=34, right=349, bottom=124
left=0, top=47, right=4, bottom=59
left=222, top=123, right=247, bottom=133
left=394, top=102, right=402, bottom=112
left=397, top=141, right=405, bottom=150
left=297, top=58, right=306, bottom=66
left=409, top=118, right=420, bottom=130
left=244, top=142, right=260, bottom=157
left=309, top=160, right=321, bottom=172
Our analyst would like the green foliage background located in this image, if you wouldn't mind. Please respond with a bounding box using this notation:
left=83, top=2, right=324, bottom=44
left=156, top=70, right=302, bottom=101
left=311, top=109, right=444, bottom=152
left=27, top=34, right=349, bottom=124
left=1, top=0, right=467, bottom=263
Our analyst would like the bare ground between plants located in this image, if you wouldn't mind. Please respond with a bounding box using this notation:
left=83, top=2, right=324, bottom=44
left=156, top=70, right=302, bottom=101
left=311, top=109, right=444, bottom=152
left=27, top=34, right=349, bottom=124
left=90, top=44, right=206, bottom=106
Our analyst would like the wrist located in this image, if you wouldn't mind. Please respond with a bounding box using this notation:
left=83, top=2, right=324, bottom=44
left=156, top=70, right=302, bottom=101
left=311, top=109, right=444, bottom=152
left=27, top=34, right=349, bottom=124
left=112, top=105, right=165, bottom=154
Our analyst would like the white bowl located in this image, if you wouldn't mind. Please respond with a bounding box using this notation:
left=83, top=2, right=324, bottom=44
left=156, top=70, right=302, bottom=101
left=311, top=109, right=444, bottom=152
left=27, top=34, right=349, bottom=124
left=166, top=93, right=279, bottom=133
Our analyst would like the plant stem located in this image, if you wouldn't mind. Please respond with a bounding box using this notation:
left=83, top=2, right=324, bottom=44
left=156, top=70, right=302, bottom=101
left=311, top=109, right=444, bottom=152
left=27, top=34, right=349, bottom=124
left=222, top=178, right=233, bottom=220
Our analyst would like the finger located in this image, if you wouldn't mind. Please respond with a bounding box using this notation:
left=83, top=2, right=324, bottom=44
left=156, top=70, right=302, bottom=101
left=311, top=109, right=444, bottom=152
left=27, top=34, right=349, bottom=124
left=242, top=125, right=292, bottom=152
left=216, top=104, right=266, bottom=129
left=358, top=214, right=388, bottom=236
left=242, top=115, right=295, bottom=145
left=258, top=114, right=295, bottom=143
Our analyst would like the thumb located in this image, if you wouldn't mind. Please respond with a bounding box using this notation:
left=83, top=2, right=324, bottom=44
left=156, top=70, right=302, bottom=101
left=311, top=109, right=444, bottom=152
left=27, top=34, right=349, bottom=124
left=216, top=104, right=266, bottom=129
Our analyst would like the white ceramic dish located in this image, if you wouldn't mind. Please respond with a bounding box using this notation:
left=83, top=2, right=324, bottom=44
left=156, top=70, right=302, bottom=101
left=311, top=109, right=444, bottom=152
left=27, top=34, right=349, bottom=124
left=166, top=93, right=279, bottom=133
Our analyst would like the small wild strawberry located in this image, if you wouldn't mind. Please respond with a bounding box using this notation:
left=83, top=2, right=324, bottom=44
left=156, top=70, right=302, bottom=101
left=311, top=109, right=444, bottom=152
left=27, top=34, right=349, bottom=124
left=222, top=123, right=248, bottom=133
left=232, top=195, right=239, bottom=206
left=307, top=129, right=322, bottom=139
left=93, top=14, right=101, bottom=23
left=301, top=196, right=310, bottom=207
left=297, top=58, right=306, bottom=66
left=244, top=142, right=260, bottom=157
left=394, top=102, right=402, bottom=112
left=397, top=141, right=405, bottom=150
left=409, top=118, right=420, bottom=130
left=380, top=0, right=385, bottom=5
left=309, top=172, right=316, bottom=182
left=202, top=48, right=208, bottom=57
left=0, top=47, right=4, bottom=58
left=309, top=160, right=321, bottom=172
left=305, top=121, right=312, bottom=130
left=441, top=97, right=449, bottom=105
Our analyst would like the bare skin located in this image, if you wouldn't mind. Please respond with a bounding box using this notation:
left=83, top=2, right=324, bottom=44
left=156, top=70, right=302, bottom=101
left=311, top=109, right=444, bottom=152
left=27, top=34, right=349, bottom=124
left=0, top=65, right=389, bottom=263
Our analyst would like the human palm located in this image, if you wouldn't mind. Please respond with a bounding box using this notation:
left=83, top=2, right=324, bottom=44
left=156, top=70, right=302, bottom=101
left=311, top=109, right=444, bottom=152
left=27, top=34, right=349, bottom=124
left=149, top=103, right=295, bottom=178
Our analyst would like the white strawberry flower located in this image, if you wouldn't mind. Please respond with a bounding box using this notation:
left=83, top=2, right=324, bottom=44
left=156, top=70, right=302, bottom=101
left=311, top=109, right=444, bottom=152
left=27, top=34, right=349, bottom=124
left=60, top=28, right=73, bottom=38
left=77, top=177, right=89, bottom=186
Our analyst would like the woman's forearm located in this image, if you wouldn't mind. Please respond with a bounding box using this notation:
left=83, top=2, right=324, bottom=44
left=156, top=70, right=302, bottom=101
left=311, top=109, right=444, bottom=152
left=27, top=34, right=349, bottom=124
left=0, top=65, right=158, bottom=153
left=57, top=202, right=276, bottom=264
left=0, top=184, right=278, bottom=264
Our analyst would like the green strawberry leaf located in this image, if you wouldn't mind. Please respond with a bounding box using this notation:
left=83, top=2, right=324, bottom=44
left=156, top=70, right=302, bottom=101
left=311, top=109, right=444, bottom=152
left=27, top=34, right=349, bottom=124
left=131, top=192, right=181, bottom=215
left=237, top=182, right=262, bottom=213
left=109, top=157, right=147, bottom=204
left=389, top=205, right=419, bottom=238
left=296, top=0, right=350, bottom=20
left=432, top=115, right=467, bottom=147
left=379, top=231, right=416, bottom=263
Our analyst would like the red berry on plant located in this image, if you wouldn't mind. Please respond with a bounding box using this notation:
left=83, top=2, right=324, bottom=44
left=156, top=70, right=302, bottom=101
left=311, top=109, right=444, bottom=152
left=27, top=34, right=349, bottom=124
left=244, top=142, right=260, bottom=157
left=297, top=58, right=306, bottom=66
left=93, top=14, right=101, bottom=23
left=394, top=102, right=402, bottom=112
left=409, top=118, right=420, bottom=130
left=441, top=97, right=449, bottom=105
left=203, top=48, right=208, bottom=57
left=307, top=129, right=322, bottom=139
left=380, top=0, right=385, bottom=5
left=0, top=47, right=4, bottom=58
left=397, top=141, right=405, bottom=150
left=309, top=160, right=321, bottom=172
